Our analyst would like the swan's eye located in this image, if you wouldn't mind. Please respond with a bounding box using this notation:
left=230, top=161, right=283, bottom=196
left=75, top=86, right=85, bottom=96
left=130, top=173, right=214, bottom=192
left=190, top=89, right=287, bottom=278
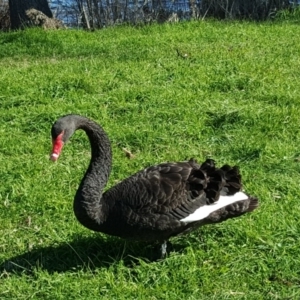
left=50, top=132, right=64, bottom=161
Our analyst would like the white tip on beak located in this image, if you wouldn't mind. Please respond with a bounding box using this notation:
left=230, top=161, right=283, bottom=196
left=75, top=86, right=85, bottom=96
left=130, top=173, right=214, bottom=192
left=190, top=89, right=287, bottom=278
left=50, top=153, right=59, bottom=161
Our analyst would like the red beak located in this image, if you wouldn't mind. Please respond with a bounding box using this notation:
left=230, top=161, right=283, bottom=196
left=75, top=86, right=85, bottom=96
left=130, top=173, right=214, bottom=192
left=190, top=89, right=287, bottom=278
left=50, top=132, right=64, bottom=161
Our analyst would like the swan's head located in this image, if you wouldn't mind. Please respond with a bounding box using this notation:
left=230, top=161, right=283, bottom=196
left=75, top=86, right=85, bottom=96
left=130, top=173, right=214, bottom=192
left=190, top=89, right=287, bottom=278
left=50, top=115, right=77, bottom=161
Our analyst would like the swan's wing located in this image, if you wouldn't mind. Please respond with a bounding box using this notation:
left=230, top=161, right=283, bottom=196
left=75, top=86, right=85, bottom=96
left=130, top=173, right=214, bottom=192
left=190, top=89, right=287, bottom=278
left=104, top=158, right=258, bottom=240
left=133, top=159, right=243, bottom=221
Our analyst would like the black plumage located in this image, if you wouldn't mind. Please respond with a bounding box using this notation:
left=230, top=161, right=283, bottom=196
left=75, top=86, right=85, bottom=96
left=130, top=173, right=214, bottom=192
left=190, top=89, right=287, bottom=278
left=50, top=114, right=258, bottom=255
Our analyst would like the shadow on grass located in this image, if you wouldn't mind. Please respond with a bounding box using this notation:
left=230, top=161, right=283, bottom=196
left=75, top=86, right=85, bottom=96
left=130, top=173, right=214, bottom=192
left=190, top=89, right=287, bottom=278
left=1, top=236, right=185, bottom=275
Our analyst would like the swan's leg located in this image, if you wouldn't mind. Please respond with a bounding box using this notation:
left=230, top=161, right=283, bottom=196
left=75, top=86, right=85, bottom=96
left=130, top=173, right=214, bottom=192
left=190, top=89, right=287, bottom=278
left=161, top=240, right=168, bottom=258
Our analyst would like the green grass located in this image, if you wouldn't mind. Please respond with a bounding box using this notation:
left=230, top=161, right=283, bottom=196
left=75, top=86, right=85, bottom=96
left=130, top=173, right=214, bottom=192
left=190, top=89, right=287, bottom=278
left=1, top=18, right=300, bottom=299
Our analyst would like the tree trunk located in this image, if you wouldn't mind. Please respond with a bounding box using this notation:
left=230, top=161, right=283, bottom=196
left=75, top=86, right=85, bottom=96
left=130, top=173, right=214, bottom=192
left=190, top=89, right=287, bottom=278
left=9, top=0, right=53, bottom=29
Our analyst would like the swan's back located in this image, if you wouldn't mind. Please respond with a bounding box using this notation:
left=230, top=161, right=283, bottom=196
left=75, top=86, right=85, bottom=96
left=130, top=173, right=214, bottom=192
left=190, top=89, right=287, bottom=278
left=100, top=159, right=258, bottom=242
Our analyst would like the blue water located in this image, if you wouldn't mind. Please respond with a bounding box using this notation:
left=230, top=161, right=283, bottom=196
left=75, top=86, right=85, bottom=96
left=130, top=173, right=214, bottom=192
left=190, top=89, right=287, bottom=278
left=50, top=0, right=300, bottom=10
left=50, top=0, right=193, bottom=26
left=49, top=0, right=189, bottom=13
left=49, top=0, right=300, bottom=26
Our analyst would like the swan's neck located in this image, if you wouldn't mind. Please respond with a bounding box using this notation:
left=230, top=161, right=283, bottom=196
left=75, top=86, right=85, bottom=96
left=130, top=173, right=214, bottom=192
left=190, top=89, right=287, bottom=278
left=73, top=118, right=112, bottom=228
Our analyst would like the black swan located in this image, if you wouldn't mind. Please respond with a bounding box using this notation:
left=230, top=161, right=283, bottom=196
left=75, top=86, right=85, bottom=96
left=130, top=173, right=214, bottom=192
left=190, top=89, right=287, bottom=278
left=50, top=114, right=259, bottom=257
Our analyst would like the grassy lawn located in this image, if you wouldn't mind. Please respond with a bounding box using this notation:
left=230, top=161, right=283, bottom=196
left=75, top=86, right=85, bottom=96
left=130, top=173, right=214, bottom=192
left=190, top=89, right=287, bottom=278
left=1, top=17, right=300, bottom=299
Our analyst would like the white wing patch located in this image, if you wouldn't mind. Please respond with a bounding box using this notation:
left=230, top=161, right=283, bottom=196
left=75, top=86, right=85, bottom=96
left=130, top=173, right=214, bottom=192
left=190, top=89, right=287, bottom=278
left=180, top=192, right=248, bottom=223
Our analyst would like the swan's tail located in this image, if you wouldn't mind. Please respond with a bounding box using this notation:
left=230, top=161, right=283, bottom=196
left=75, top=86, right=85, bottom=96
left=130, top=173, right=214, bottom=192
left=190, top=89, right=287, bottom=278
left=204, top=195, right=259, bottom=224
left=245, top=197, right=259, bottom=212
left=181, top=159, right=259, bottom=224
left=180, top=192, right=258, bottom=223
left=202, top=158, right=259, bottom=222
